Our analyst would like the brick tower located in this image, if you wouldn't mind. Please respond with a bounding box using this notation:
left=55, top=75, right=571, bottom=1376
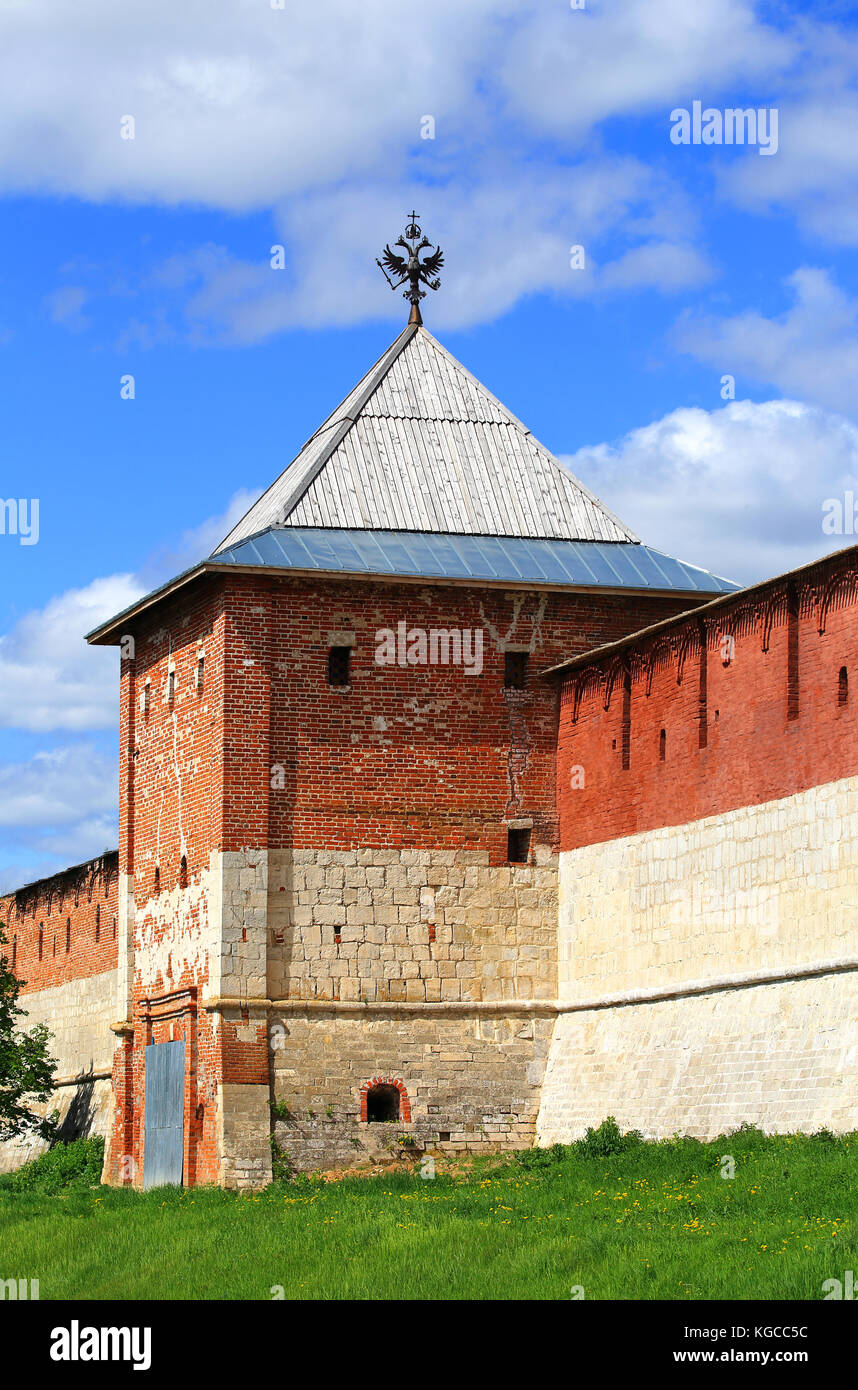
left=86, top=320, right=734, bottom=1187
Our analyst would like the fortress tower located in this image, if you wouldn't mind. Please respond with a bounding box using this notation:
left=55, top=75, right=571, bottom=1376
left=76, top=318, right=732, bottom=1186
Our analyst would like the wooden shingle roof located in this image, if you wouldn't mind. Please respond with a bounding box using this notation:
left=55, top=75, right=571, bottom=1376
left=215, top=324, right=638, bottom=552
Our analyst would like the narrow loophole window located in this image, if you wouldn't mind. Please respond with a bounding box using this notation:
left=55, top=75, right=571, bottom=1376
left=95, top=905, right=100, bottom=941
left=180, top=855, right=188, bottom=889
left=507, top=827, right=531, bottom=864
left=659, top=728, right=666, bottom=761
left=838, top=666, right=848, bottom=706
left=328, top=646, right=351, bottom=687
left=154, top=866, right=160, bottom=895
left=65, top=918, right=71, bottom=953
left=38, top=924, right=43, bottom=961
left=11, top=936, right=16, bottom=970
left=504, top=651, right=528, bottom=690
left=366, top=1085, right=400, bottom=1123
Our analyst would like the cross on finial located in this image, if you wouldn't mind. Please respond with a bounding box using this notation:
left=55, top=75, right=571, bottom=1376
left=376, top=215, right=444, bottom=325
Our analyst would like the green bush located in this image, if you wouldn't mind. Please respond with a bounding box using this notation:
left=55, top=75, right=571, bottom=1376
left=0, top=1136, right=104, bottom=1194
left=510, top=1120, right=644, bottom=1169
left=575, top=1115, right=642, bottom=1158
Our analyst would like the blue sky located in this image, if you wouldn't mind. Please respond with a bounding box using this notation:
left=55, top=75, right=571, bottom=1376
left=1, top=0, right=858, bottom=888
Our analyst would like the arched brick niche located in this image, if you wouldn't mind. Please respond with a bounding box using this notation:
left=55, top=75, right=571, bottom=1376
left=359, top=1076, right=411, bottom=1123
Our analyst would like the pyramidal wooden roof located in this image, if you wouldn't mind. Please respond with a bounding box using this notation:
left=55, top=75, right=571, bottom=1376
left=214, top=323, right=638, bottom=553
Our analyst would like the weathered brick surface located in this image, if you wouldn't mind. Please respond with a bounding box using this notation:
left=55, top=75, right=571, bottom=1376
left=267, top=848, right=558, bottom=1004
left=0, top=852, right=118, bottom=994
left=270, top=1009, right=554, bottom=1170
left=232, top=575, right=685, bottom=854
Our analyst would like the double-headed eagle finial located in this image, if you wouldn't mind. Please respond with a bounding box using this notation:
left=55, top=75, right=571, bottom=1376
left=376, top=213, right=444, bottom=325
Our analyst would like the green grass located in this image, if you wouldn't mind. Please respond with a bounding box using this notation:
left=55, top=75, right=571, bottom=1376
left=1, top=1125, right=857, bottom=1300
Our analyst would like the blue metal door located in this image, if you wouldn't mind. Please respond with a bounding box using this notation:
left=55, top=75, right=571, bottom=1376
left=143, top=1040, right=185, bottom=1189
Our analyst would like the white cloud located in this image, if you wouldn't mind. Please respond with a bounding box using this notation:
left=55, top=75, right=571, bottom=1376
left=0, top=575, right=139, bottom=732
left=0, top=489, right=261, bottom=734
left=723, top=26, right=858, bottom=245
left=0, top=744, right=118, bottom=892
left=599, top=241, right=713, bottom=293
left=0, top=744, right=116, bottom=830
left=674, top=269, right=858, bottom=418
left=0, top=0, right=797, bottom=217
left=0, top=828, right=118, bottom=896
left=498, top=0, right=795, bottom=138
left=0, top=0, right=511, bottom=210
left=563, top=397, right=858, bottom=586
left=727, top=94, right=858, bottom=245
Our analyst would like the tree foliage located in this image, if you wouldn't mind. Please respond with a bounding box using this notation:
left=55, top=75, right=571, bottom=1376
left=0, top=924, right=58, bottom=1142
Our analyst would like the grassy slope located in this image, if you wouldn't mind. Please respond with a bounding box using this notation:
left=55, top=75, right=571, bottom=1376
left=1, top=1128, right=857, bottom=1300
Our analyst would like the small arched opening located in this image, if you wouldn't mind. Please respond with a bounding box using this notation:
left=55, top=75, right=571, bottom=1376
left=366, top=1084, right=400, bottom=1123
left=359, top=1076, right=412, bottom=1123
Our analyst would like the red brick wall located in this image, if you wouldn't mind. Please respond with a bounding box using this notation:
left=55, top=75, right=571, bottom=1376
left=556, top=548, right=858, bottom=851
left=0, top=853, right=118, bottom=995
left=120, top=582, right=227, bottom=900
left=218, top=574, right=695, bottom=860
left=108, top=583, right=228, bottom=1186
